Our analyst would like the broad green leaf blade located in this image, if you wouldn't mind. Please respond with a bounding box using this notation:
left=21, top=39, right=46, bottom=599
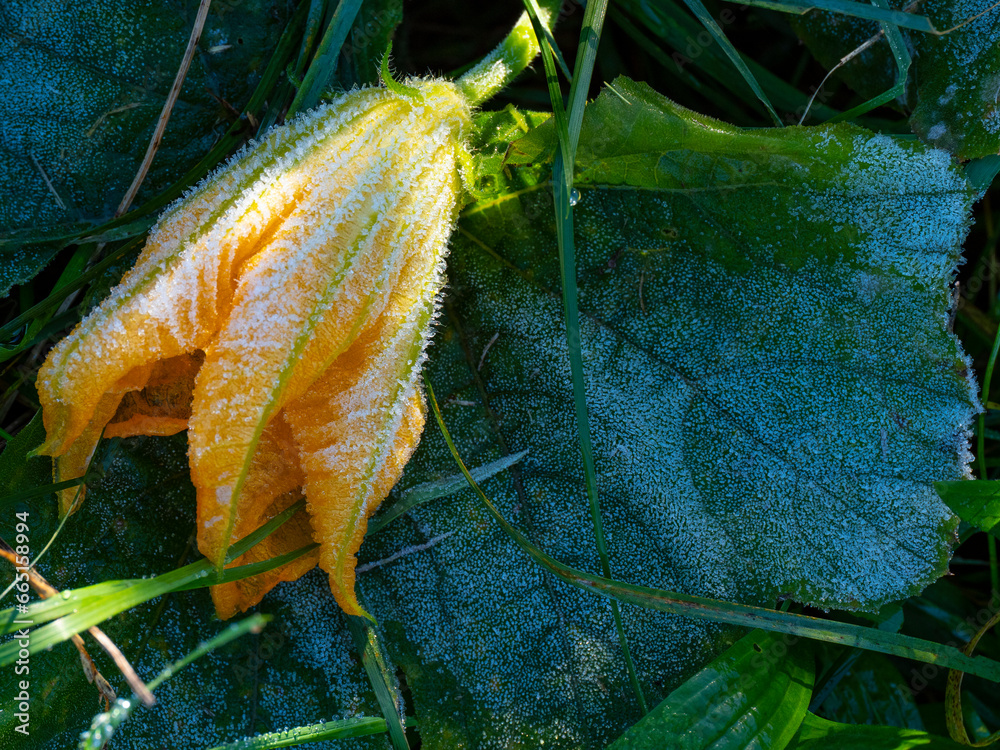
left=509, top=75, right=976, bottom=612
left=607, top=629, right=813, bottom=749
left=422, top=384, right=1000, bottom=685
left=361, top=79, right=978, bottom=747
left=814, top=651, right=925, bottom=729
left=786, top=712, right=967, bottom=749
left=934, top=480, right=1000, bottom=537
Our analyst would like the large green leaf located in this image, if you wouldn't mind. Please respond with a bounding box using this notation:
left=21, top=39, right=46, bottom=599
left=790, top=0, right=1000, bottom=158
left=607, top=630, right=813, bottom=749
left=354, top=77, right=978, bottom=747
left=0, top=73, right=980, bottom=749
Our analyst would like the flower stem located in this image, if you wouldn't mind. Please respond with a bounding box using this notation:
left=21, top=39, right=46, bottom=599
left=457, top=0, right=562, bottom=106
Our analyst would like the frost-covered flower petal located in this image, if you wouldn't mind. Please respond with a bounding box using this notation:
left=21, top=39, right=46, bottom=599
left=34, top=78, right=472, bottom=619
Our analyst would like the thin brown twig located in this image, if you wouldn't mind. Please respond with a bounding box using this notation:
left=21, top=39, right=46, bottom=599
left=115, top=0, right=213, bottom=217
left=477, top=333, right=500, bottom=371
left=0, top=541, right=155, bottom=707
left=29, top=154, right=67, bottom=211
left=938, top=0, right=1000, bottom=34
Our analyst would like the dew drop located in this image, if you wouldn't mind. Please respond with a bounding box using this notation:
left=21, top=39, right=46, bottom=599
left=569, top=188, right=581, bottom=207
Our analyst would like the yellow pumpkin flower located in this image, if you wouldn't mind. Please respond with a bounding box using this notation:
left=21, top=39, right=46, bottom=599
left=33, top=78, right=472, bottom=620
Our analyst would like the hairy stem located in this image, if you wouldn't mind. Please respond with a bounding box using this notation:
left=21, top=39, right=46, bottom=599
left=457, top=0, right=562, bottom=106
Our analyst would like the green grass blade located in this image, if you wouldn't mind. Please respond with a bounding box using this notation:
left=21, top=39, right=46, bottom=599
left=425, top=382, right=1000, bottom=685
left=292, top=0, right=331, bottom=81
left=539, top=0, right=648, bottom=714
left=346, top=616, right=410, bottom=749
left=0, top=477, right=85, bottom=508
left=680, top=0, right=782, bottom=124
left=367, top=450, right=528, bottom=535
left=823, top=0, right=910, bottom=123
left=826, top=88, right=900, bottom=124
left=171, top=544, right=320, bottom=592
left=0, top=502, right=314, bottom=662
left=549, top=0, right=648, bottom=715
left=614, top=0, right=841, bottom=122
left=522, top=0, right=572, bottom=79
left=606, top=7, right=751, bottom=121
left=0, top=236, right=145, bottom=362
left=564, top=1, right=608, bottom=152
left=148, top=614, right=271, bottom=691
left=77, top=615, right=271, bottom=749
left=205, top=717, right=388, bottom=749
left=732, top=0, right=935, bottom=32
left=0, top=218, right=153, bottom=251
left=287, top=0, right=364, bottom=117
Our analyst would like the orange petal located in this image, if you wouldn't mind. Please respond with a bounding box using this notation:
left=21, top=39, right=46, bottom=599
left=282, top=232, right=444, bottom=617
left=105, top=352, right=204, bottom=438
left=34, top=103, right=383, bottom=460
left=188, top=82, right=468, bottom=570
left=52, top=363, right=153, bottom=516
left=204, top=413, right=319, bottom=620
left=284, top=351, right=426, bottom=619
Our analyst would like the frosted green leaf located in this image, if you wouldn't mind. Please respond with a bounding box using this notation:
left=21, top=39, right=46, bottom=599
left=0, top=0, right=291, bottom=293
left=357, top=77, right=978, bottom=747
left=790, top=0, right=1000, bottom=159
left=909, top=0, right=1000, bottom=159
left=0, top=71, right=980, bottom=748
